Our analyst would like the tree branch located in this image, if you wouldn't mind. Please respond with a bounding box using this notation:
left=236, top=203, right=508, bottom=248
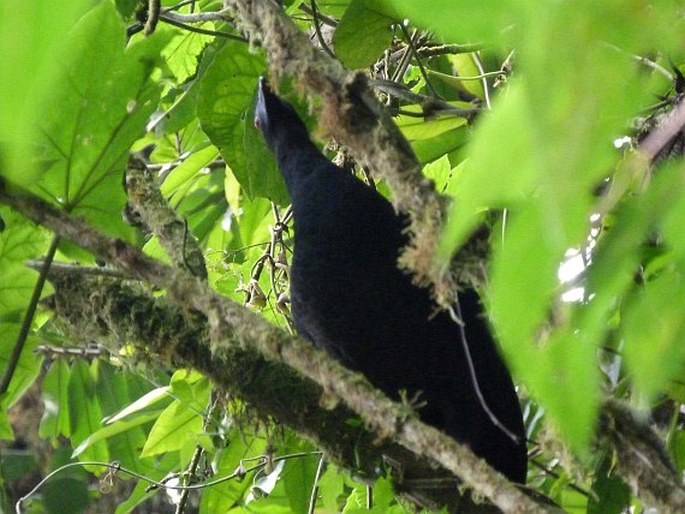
left=599, top=399, right=685, bottom=512
left=0, top=185, right=553, bottom=514
left=125, top=157, right=207, bottom=279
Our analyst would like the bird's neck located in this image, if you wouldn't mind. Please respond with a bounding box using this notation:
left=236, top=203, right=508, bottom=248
left=275, top=138, right=327, bottom=192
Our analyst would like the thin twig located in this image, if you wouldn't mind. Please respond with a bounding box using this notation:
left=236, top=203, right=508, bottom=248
left=16, top=452, right=322, bottom=513
left=307, top=455, right=325, bottom=514
left=297, top=2, right=338, bottom=27
left=603, top=43, right=674, bottom=81
left=399, top=23, right=438, bottom=98
left=26, top=260, right=128, bottom=279
left=145, top=0, right=161, bottom=35
left=371, top=79, right=479, bottom=118
left=390, top=30, right=414, bottom=83
left=417, top=43, right=483, bottom=57
left=175, top=392, right=221, bottom=514
left=529, top=459, right=592, bottom=498
left=160, top=14, right=248, bottom=41
left=309, top=0, right=335, bottom=58
left=471, top=51, right=491, bottom=109
left=161, top=9, right=229, bottom=23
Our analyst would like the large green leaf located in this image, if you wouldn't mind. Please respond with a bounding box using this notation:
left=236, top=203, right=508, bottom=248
left=440, top=82, right=538, bottom=259
left=32, top=1, right=169, bottom=240
left=91, top=361, right=154, bottom=473
left=200, top=429, right=266, bottom=512
left=622, top=265, right=685, bottom=404
left=162, top=25, right=214, bottom=84
left=433, top=0, right=675, bottom=454
left=333, top=0, right=393, bottom=70
left=396, top=106, right=469, bottom=164
left=197, top=40, right=289, bottom=204
left=0, top=0, right=91, bottom=187
left=140, top=373, right=209, bottom=457
left=373, top=1, right=519, bottom=45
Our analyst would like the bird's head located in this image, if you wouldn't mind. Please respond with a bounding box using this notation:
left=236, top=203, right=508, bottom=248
left=254, top=77, right=310, bottom=154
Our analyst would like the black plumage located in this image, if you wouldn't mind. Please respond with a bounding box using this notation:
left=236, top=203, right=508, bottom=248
left=254, top=78, right=527, bottom=483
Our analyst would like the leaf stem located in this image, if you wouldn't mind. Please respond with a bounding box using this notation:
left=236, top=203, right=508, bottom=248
left=0, top=234, right=59, bottom=395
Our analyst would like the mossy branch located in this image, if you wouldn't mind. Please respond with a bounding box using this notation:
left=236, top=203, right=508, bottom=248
left=0, top=184, right=552, bottom=514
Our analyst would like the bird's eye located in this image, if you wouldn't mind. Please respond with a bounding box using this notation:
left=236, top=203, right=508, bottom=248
left=254, top=116, right=262, bottom=130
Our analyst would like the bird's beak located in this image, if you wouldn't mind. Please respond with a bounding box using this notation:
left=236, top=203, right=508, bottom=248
left=254, top=76, right=269, bottom=131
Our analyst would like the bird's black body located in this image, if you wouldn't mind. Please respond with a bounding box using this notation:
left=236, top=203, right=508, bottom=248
left=255, top=78, right=527, bottom=483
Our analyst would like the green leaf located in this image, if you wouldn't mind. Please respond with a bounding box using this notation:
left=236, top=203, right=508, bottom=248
left=333, top=0, right=393, bottom=70
left=421, top=155, right=452, bottom=192
left=622, top=266, right=685, bottom=404
left=197, top=40, right=289, bottom=204
left=372, top=1, right=518, bottom=45
left=488, top=203, right=561, bottom=365
left=87, top=361, right=158, bottom=473
left=0, top=208, right=50, bottom=315
left=68, top=360, right=109, bottom=466
left=200, top=429, right=267, bottom=511
left=104, top=386, right=171, bottom=424
left=342, top=483, right=368, bottom=512
left=140, top=375, right=209, bottom=457
left=39, top=359, right=72, bottom=444
left=161, top=144, right=220, bottom=197
left=162, top=25, right=214, bottom=84
left=32, top=1, right=169, bottom=240
left=243, top=106, right=291, bottom=205
left=115, top=0, right=139, bottom=18
left=588, top=459, right=631, bottom=514
left=76, top=412, right=158, bottom=476
left=140, top=397, right=203, bottom=457
left=532, top=331, right=600, bottom=453
left=661, top=191, right=685, bottom=261
left=283, top=453, right=320, bottom=513
left=412, top=126, right=469, bottom=165
left=318, top=465, right=346, bottom=513
left=0, top=411, right=12, bottom=439
left=0, top=323, right=43, bottom=412
left=395, top=106, right=468, bottom=140
left=587, top=162, right=685, bottom=343
left=439, top=82, right=538, bottom=259
left=313, top=0, right=352, bottom=18
left=44, top=448, right=91, bottom=514
left=0, top=0, right=91, bottom=187
left=395, top=106, right=469, bottom=164
left=488, top=201, right=597, bottom=451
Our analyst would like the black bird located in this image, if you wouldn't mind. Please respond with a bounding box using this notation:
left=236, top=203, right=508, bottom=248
left=254, top=78, right=527, bottom=484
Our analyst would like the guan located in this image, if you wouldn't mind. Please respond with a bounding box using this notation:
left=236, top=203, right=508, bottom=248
left=254, top=78, right=527, bottom=484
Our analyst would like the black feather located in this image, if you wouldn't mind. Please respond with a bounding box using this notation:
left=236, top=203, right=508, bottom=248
left=255, top=78, right=527, bottom=483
